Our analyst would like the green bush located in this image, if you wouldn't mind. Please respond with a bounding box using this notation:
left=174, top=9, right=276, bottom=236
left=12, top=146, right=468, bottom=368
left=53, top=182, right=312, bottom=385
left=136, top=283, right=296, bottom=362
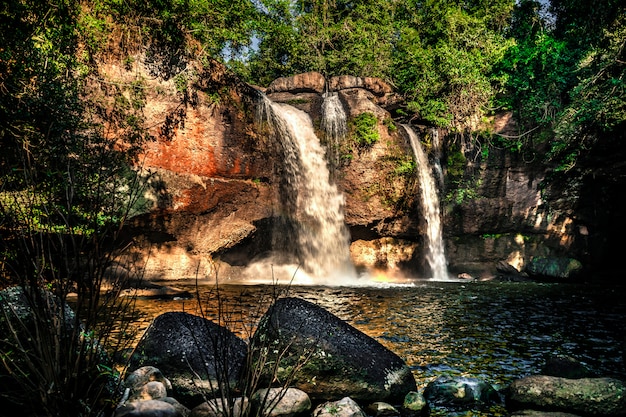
left=351, top=112, right=379, bottom=148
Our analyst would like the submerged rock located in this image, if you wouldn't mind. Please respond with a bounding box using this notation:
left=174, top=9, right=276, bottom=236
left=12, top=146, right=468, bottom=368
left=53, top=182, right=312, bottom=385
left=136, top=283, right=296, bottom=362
left=365, top=401, right=400, bottom=417
left=250, top=297, right=417, bottom=403
left=402, top=391, right=427, bottom=415
left=541, top=354, right=596, bottom=379
left=525, top=257, right=583, bottom=281
left=509, top=411, right=581, bottom=417
left=423, top=376, right=501, bottom=408
left=507, top=375, right=626, bottom=416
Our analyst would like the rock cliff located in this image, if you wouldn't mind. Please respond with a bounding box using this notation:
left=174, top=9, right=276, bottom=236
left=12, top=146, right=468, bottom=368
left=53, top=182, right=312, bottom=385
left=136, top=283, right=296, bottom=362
left=110, top=55, right=589, bottom=282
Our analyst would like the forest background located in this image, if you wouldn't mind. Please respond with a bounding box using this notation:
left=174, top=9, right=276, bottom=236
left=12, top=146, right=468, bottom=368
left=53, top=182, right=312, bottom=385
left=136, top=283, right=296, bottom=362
left=2, top=0, right=625, bottom=189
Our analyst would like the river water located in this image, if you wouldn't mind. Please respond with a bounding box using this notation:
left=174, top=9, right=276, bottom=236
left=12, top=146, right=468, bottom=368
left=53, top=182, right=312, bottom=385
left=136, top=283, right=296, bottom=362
left=127, top=280, right=626, bottom=414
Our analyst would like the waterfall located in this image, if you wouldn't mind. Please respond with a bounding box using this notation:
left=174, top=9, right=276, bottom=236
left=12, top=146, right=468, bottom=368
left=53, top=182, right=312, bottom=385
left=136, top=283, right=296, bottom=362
left=402, top=125, right=450, bottom=281
left=256, top=95, right=356, bottom=283
left=320, top=92, right=347, bottom=169
left=431, top=127, right=445, bottom=188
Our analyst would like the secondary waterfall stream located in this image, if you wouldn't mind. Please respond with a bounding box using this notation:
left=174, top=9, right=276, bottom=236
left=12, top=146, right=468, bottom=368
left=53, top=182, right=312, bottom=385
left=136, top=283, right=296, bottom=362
left=320, top=92, right=347, bottom=170
left=256, top=95, right=356, bottom=283
left=403, top=125, right=450, bottom=280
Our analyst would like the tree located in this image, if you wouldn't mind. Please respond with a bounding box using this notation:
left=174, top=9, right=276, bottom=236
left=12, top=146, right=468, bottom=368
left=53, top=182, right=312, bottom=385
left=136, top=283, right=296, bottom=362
left=244, top=0, right=398, bottom=84
left=393, top=0, right=514, bottom=134
left=495, top=0, right=625, bottom=170
left=550, top=12, right=625, bottom=171
left=1, top=1, right=149, bottom=415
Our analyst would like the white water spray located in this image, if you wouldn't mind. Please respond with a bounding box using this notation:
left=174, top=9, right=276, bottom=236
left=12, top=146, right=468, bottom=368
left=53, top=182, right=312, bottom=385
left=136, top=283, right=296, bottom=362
left=403, top=125, right=450, bottom=281
left=257, top=96, right=356, bottom=283
left=320, top=92, right=347, bottom=169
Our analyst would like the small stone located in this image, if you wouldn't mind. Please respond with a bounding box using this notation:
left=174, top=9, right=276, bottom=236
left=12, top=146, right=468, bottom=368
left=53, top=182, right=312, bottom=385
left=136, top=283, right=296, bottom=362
left=126, top=366, right=172, bottom=391
left=365, top=401, right=400, bottom=417
left=130, top=381, right=168, bottom=401
left=402, top=391, right=427, bottom=412
left=313, top=397, right=367, bottom=417
left=114, top=399, right=182, bottom=417
left=251, top=387, right=311, bottom=417
left=190, top=397, right=249, bottom=417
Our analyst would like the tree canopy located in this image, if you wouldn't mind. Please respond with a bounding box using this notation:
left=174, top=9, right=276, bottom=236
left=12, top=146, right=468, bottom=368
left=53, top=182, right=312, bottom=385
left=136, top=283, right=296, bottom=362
left=240, top=0, right=624, bottom=174
left=2, top=0, right=624, bottom=209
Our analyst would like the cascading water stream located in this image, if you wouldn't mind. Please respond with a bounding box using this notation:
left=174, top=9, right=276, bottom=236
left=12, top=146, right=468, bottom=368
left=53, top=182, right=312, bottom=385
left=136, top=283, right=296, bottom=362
left=256, top=95, right=356, bottom=283
left=320, top=92, right=347, bottom=170
left=402, top=125, right=450, bottom=281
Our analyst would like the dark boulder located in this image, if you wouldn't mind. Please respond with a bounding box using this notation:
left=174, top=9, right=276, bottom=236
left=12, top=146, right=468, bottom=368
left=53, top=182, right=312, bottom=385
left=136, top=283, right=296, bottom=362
left=0, top=286, right=76, bottom=333
left=249, top=297, right=416, bottom=404
left=129, top=312, right=247, bottom=408
left=495, top=260, right=532, bottom=282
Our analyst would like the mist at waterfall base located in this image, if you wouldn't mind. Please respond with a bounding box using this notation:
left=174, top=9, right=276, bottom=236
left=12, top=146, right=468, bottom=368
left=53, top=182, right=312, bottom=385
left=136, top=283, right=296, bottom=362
left=231, top=95, right=455, bottom=286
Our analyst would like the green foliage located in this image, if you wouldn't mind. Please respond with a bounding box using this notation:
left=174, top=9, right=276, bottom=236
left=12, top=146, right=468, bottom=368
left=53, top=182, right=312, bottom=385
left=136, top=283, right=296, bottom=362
left=481, top=233, right=504, bottom=239
left=350, top=112, right=379, bottom=148
left=393, top=159, right=416, bottom=177
left=384, top=118, right=398, bottom=132
left=494, top=0, right=625, bottom=173
left=444, top=146, right=481, bottom=205
left=0, top=1, right=147, bottom=415
left=549, top=13, right=626, bottom=171
left=59, top=0, right=624, bottom=190
left=174, top=72, right=190, bottom=94
left=373, top=141, right=418, bottom=210
left=497, top=29, right=577, bottom=128
left=245, top=0, right=398, bottom=84
left=445, top=182, right=480, bottom=205
left=446, top=151, right=467, bottom=179
left=393, top=1, right=514, bottom=131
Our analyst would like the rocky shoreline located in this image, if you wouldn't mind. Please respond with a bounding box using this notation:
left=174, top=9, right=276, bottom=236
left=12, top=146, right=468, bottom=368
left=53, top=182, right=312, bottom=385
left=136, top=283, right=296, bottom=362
left=2, top=285, right=625, bottom=416
left=116, top=297, right=626, bottom=417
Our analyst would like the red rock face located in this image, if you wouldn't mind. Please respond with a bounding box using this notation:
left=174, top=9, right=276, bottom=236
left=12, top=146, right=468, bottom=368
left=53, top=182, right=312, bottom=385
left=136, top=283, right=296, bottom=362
left=141, top=93, right=268, bottom=180
left=97, top=59, right=279, bottom=279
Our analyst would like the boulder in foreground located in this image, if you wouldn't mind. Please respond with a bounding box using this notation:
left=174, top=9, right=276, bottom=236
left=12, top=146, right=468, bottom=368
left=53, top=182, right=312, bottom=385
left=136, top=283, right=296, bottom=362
left=250, top=297, right=416, bottom=403
left=129, top=312, right=247, bottom=407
